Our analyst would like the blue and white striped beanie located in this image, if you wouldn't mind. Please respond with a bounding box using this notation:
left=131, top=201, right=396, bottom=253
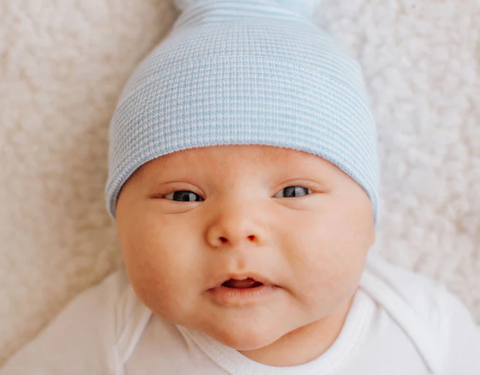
left=106, top=0, right=381, bottom=226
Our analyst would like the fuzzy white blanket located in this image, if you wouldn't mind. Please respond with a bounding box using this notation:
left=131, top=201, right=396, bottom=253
left=0, top=0, right=479, bottom=366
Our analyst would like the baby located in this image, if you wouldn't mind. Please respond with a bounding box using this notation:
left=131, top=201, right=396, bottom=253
left=2, top=0, right=479, bottom=374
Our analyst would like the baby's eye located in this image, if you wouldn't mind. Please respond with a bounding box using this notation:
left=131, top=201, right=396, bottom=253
left=274, top=186, right=311, bottom=198
left=163, top=190, right=204, bottom=202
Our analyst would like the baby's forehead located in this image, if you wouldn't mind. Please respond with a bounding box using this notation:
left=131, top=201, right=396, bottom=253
left=140, top=145, right=323, bottom=171
left=132, top=144, right=340, bottom=183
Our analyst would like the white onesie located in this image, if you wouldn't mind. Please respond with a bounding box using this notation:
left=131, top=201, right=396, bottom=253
left=1, top=253, right=479, bottom=375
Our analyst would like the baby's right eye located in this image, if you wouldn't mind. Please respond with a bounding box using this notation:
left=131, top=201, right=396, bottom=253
left=163, top=190, right=204, bottom=202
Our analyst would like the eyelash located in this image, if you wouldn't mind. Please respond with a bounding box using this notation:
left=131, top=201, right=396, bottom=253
left=161, top=185, right=314, bottom=202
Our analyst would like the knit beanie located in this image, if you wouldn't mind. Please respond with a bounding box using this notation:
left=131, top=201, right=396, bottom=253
left=105, top=0, right=381, bottom=227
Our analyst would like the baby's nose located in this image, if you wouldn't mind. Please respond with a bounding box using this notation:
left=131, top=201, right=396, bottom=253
left=204, top=199, right=267, bottom=248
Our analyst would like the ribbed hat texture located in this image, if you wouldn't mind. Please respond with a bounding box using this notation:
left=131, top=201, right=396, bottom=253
left=105, top=0, right=381, bottom=226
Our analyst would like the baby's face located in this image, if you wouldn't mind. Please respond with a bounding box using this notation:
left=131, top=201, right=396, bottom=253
left=116, top=145, right=375, bottom=358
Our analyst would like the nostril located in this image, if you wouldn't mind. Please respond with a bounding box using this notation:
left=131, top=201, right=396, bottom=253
left=218, top=236, right=255, bottom=243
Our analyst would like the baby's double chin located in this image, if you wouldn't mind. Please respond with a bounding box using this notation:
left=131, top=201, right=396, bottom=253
left=207, top=294, right=356, bottom=366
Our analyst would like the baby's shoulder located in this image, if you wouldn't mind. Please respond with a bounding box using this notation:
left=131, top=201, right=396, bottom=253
left=80, top=267, right=144, bottom=340
left=362, top=253, right=480, bottom=374
left=363, top=252, right=452, bottom=322
left=57, top=267, right=134, bottom=340
left=0, top=267, right=137, bottom=373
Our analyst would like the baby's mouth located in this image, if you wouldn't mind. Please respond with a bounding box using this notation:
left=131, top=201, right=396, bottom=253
left=207, top=272, right=276, bottom=292
left=221, top=278, right=264, bottom=289
left=208, top=275, right=278, bottom=306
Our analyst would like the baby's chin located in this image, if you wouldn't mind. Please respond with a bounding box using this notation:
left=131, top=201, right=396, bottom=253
left=195, top=315, right=295, bottom=351
left=210, top=327, right=281, bottom=352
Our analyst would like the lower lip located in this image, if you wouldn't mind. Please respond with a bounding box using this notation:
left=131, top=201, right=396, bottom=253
left=207, top=284, right=278, bottom=307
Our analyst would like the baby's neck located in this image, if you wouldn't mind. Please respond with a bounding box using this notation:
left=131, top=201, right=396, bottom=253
left=237, top=293, right=355, bottom=366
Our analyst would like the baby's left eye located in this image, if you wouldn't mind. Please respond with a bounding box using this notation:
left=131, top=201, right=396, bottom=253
left=274, top=186, right=311, bottom=198
left=163, top=190, right=203, bottom=202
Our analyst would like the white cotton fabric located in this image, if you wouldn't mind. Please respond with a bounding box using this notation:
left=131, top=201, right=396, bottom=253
left=1, top=253, right=479, bottom=375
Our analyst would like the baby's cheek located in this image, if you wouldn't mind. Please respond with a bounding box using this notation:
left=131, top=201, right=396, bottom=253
left=283, top=231, right=363, bottom=310
left=125, top=245, right=203, bottom=324
left=130, top=261, right=195, bottom=324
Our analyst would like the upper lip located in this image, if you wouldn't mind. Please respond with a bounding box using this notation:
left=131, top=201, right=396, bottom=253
left=207, top=272, right=276, bottom=290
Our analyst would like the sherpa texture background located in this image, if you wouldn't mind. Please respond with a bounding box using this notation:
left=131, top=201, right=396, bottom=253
left=0, top=0, right=479, bottom=367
